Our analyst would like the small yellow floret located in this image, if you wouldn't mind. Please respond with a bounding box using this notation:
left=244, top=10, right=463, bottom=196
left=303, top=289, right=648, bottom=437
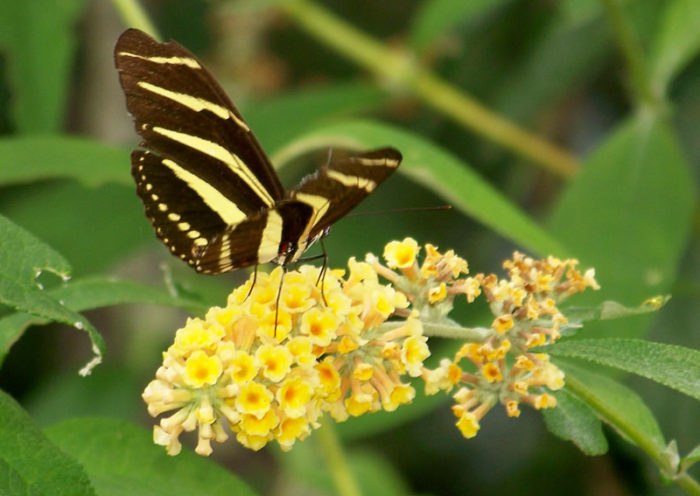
left=184, top=351, right=222, bottom=387
left=383, top=237, right=419, bottom=269
left=236, top=382, right=273, bottom=417
left=230, top=351, right=258, bottom=384
left=278, top=378, right=314, bottom=418
left=454, top=409, right=480, bottom=439
left=428, top=283, right=447, bottom=303
left=256, top=345, right=293, bottom=382
left=300, top=308, right=339, bottom=346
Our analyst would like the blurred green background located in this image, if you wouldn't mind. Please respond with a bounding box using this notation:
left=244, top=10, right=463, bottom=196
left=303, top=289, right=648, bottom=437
left=0, top=0, right=698, bottom=495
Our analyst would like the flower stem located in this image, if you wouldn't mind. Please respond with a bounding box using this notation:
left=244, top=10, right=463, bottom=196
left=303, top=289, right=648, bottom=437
left=421, top=322, right=490, bottom=341
left=110, top=0, right=161, bottom=40
left=279, top=0, right=578, bottom=178
left=316, top=417, right=362, bottom=496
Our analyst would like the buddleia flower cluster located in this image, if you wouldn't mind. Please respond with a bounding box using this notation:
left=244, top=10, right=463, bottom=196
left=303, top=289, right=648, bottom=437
left=142, top=262, right=428, bottom=455
left=142, top=238, right=599, bottom=455
left=371, top=240, right=599, bottom=438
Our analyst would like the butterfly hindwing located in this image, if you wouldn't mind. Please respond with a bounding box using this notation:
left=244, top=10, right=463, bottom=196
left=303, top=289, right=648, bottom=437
left=290, top=147, right=402, bottom=241
left=132, top=150, right=233, bottom=267
left=194, top=202, right=314, bottom=274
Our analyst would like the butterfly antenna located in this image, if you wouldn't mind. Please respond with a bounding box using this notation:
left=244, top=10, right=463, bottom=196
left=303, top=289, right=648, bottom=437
left=346, top=205, right=452, bottom=217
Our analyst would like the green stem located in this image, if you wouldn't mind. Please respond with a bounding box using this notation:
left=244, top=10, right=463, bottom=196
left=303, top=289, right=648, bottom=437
left=315, top=417, right=362, bottom=496
left=279, top=0, right=578, bottom=178
left=110, top=0, right=161, bottom=39
left=565, top=375, right=700, bottom=496
left=422, top=322, right=490, bottom=341
left=600, top=0, right=659, bottom=111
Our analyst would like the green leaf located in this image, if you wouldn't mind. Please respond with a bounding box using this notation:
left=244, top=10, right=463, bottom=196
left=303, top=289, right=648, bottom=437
left=0, top=278, right=207, bottom=365
left=649, top=0, right=700, bottom=95
left=0, top=391, right=95, bottom=496
left=0, top=136, right=131, bottom=187
left=0, top=214, right=105, bottom=372
left=548, top=338, right=700, bottom=401
left=409, top=0, right=510, bottom=54
left=0, top=0, right=86, bottom=132
left=0, top=182, right=149, bottom=277
left=493, top=16, right=609, bottom=123
left=45, top=277, right=208, bottom=315
left=548, top=117, right=695, bottom=337
left=245, top=82, right=391, bottom=153
left=557, top=360, right=666, bottom=450
left=563, top=296, right=670, bottom=323
left=273, top=119, right=566, bottom=257
left=543, top=388, right=608, bottom=455
left=681, top=444, right=700, bottom=472
left=45, top=418, right=258, bottom=496
left=0, top=212, right=70, bottom=281
left=560, top=0, right=602, bottom=25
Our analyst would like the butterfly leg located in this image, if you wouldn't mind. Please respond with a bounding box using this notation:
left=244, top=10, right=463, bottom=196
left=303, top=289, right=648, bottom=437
left=244, top=265, right=259, bottom=302
left=316, top=237, right=329, bottom=306
left=273, top=265, right=287, bottom=338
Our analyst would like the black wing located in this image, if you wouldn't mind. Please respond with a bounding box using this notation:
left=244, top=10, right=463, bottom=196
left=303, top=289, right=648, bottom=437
left=289, top=147, right=402, bottom=244
left=193, top=202, right=314, bottom=274
left=115, top=29, right=285, bottom=270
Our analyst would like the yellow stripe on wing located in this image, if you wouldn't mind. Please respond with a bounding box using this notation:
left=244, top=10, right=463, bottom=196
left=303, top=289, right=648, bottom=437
left=117, top=51, right=201, bottom=69
left=161, top=158, right=247, bottom=225
left=137, top=81, right=249, bottom=131
left=326, top=170, right=376, bottom=192
left=153, top=127, right=276, bottom=206
left=294, top=192, right=331, bottom=247
left=258, top=211, right=284, bottom=264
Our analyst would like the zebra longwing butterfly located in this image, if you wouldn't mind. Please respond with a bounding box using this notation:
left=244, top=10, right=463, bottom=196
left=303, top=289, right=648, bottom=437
left=114, top=29, right=401, bottom=274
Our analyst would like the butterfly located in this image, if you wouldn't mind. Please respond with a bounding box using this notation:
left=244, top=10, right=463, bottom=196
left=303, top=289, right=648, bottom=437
left=114, top=28, right=401, bottom=275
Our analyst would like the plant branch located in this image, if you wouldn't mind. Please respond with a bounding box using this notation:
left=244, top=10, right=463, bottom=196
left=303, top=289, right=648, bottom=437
left=315, top=417, right=362, bottom=496
left=565, top=374, right=700, bottom=495
left=279, top=0, right=578, bottom=178
left=601, top=0, right=660, bottom=111
left=111, top=0, right=161, bottom=40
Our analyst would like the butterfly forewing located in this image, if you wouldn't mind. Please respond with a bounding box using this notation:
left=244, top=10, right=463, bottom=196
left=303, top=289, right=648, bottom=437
left=115, top=29, right=402, bottom=275
left=115, top=29, right=283, bottom=210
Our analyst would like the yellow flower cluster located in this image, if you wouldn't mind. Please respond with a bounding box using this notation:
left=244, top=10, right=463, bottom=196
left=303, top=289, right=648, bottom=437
left=143, top=237, right=599, bottom=455
left=367, top=238, right=480, bottom=322
left=142, top=262, right=429, bottom=455
left=417, top=250, right=599, bottom=438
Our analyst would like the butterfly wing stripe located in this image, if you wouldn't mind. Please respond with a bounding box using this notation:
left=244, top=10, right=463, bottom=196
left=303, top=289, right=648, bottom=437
left=194, top=214, right=268, bottom=273
left=132, top=150, right=230, bottom=268
left=137, top=81, right=249, bottom=130
left=257, top=210, right=284, bottom=264
left=293, top=192, right=331, bottom=243
left=116, top=51, right=201, bottom=69
left=153, top=127, right=276, bottom=207
left=352, top=155, right=401, bottom=167
left=160, top=158, right=247, bottom=224
left=326, top=169, right=376, bottom=192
